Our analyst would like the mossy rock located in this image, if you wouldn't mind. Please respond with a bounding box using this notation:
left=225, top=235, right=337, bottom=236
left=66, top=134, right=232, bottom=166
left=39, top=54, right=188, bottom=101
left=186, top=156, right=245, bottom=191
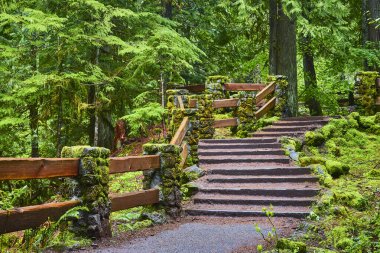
left=325, top=160, right=350, bottom=178
left=276, top=238, right=307, bottom=253
left=309, top=164, right=333, bottom=187
left=166, top=89, right=189, bottom=96
left=325, top=140, right=341, bottom=157
left=61, top=146, right=110, bottom=158
left=332, top=188, right=367, bottom=210
left=299, top=156, right=326, bottom=167
left=143, top=144, right=181, bottom=155
left=365, top=169, right=380, bottom=177
left=305, top=131, right=325, bottom=146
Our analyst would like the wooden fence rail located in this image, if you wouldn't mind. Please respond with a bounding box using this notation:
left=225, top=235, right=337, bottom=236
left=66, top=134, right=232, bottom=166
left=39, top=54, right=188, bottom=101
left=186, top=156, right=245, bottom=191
left=170, top=117, right=189, bottom=146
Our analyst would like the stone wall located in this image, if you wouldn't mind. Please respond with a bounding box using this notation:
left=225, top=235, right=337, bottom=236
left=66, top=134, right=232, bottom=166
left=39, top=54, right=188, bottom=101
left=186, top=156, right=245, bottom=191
left=61, top=146, right=111, bottom=239
left=355, top=71, right=380, bottom=115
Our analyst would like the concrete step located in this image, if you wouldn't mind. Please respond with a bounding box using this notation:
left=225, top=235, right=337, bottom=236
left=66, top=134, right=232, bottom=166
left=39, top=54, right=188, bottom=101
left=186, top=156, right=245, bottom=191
left=273, top=120, right=329, bottom=126
left=250, top=131, right=305, bottom=137
left=208, top=167, right=312, bottom=176
left=200, top=156, right=290, bottom=165
left=185, top=205, right=311, bottom=218
left=261, top=126, right=319, bottom=132
left=198, top=143, right=282, bottom=150
left=193, top=195, right=316, bottom=206
left=206, top=175, right=318, bottom=183
left=199, top=138, right=278, bottom=144
left=198, top=187, right=319, bottom=197
left=198, top=149, right=285, bottom=156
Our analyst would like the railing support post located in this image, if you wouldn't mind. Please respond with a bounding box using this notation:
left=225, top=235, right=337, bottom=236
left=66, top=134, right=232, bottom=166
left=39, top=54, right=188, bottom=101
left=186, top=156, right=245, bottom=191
left=235, top=95, right=256, bottom=137
left=61, top=146, right=111, bottom=239
left=142, top=144, right=182, bottom=217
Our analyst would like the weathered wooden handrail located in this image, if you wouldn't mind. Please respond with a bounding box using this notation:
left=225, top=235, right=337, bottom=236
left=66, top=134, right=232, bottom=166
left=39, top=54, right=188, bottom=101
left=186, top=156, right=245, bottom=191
left=255, top=97, right=276, bottom=119
left=212, top=98, right=239, bottom=109
left=213, top=118, right=238, bottom=128
left=0, top=189, right=160, bottom=234
left=179, top=142, right=189, bottom=169
left=170, top=117, right=189, bottom=146
left=109, top=155, right=160, bottom=174
left=0, top=158, right=79, bottom=180
left=255, top=81, right=276, bottom=105
left=223, top=83, right=266, bottom=91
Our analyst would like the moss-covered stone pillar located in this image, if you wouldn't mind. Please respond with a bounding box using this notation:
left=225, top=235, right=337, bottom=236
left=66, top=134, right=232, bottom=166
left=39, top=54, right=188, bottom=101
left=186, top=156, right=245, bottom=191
left=196, top=94, right=215, bottom=140
left=355, top=71, right=380, bottom=115
left=205, top=75, right=229, bottom=99
left=235, top=93, right=256, bottom=138
left=142, top=144, right=182, bottom=217
left=61, top=146, right=111, bottom=239
left=268, top=75, right=289, bottom=117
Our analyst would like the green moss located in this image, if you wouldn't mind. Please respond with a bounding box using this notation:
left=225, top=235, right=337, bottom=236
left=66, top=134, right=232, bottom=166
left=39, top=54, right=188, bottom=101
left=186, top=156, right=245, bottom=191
left=276, top=238, right=307, bottom=253
left=325, top=160, right=349, bottom=178
left=143, top=143, right=181, bottom=154
left=305, top=131, right=325, bottom=146
left=364, top=169, right=380, bottom=177
left=332, top=184, right=367, bottom=210
left=299, top=156, right=326, bottom=167
left=310, top=164, right=333, bottom=187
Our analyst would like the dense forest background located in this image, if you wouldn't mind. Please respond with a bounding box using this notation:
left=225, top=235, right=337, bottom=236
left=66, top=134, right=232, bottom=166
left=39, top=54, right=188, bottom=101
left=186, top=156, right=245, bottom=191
left=0, top=0, right=379, bottom=158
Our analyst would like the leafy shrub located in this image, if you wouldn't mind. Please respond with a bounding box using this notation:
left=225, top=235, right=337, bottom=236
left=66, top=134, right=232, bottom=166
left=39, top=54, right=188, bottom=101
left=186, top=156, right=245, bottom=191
left=121, top=103, right=166, bottom=138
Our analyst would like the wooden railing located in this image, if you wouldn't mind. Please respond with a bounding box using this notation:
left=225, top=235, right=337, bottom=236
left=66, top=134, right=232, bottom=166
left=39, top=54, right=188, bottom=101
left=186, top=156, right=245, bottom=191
left=0, top=156, right=160, bottom=234
left=169, top=116, right=190, bottom=169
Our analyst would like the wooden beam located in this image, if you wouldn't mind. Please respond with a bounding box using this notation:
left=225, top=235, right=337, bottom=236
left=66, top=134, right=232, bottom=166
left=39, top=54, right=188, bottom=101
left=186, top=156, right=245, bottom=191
left=189, top=99, right=197, bottom=108
left=255, top=82, right=276, bottom=105
left=255, top=97, right=276, bottom=119
left=0, top=158, right=79, bottom=180
left=177, top=96, right=185, bottom=110
left=169, top=84, right=205, bottom=93
left=213, top=118, right=239, bottom=128
left=223, top=83, right=266, bottom=91
left=212, top=98, right=239, bottom=109
left=170, top=117, right=189, bottom=146
left=0, top=200, right=80, bottom=234
left=376, top=96, right=380, bottom=105
left=110, top=189, right=159, bottom=212
left=180, top=143, right=189, bottom=169
left=109, top=155, right=160, bottom=174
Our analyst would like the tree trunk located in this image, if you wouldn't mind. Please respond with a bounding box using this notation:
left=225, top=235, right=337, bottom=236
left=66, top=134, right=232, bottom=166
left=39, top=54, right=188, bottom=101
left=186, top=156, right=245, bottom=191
left=362, top=0, right=380, bottom=71
left=56, top=87, right=63, bottom=157
left=98, top=110, right=114, bottom=149
left=302, top=35, right=323, bottom=116
left=269, top=0, right=298, bottom=117
left=162, top=0, right=173, bottom=19
left=88, top=85, right=96, bottom=146
left=29, top=103, right=39, bottom=157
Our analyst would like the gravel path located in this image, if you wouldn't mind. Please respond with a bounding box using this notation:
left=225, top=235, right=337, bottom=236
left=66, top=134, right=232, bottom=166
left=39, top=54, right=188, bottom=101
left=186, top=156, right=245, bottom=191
left=90, top=222, right=271, bottom=253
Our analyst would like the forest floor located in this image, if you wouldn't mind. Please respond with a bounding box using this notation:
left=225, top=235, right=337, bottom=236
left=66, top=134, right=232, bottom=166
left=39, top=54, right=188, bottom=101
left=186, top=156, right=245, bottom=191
left=75, top=216, right=300, bottom=253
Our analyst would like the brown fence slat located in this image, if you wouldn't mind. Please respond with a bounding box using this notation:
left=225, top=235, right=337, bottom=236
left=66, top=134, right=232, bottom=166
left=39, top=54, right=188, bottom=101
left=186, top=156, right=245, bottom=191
left=109, top=155, right=160, bottom=174
left=110, top=189, right=159, bottom=212
left=170, top=84, right=205, bottom=93
left=213, top=118, right=239, bottom=128
left=177, top=96, right=185, bottom=110
left=212, top=98, right=239, bottom=109
left=0, top=158, right=79, bottom=180
left=255, top=82, right=276, bottom=104
left=255, top=97, right=276, bottom=119
left=0, top=200, right=80, bottom=234
left=224, top=83, right=266, bottom=91
left=170, top=117, right=189, bottom=146
left=180, top=143, right=189, bottom=169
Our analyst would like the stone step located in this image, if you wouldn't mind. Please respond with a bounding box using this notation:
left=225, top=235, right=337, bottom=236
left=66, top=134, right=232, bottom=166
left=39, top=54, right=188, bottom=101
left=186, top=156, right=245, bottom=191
left=198, top=143, right=282, bottom=150
left=185, top=206, right=311, bottom=218
left=281, top=116, right=329, bottom=121
left=198, top=149, right=284, bottom=156
left=193, top=195, right=316, bottom=206
left=206, top=175, right=318, bottom=183
left=199, top=156, right=290, bottom=165
left=208, top=167, right=312, bottom=176
left=250, top=131, right=305, bottom=137
left=273, top=120, right=329, bottom=126
left=198, top=187, right=319, bottom=197
left=199, top=138, right=278, bottom=144
left=261, top=126, right=319, bottom=132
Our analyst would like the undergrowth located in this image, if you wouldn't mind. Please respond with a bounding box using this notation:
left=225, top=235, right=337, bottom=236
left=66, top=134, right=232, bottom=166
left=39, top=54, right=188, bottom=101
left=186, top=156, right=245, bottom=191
left=278, top=112, right=380, bottom=252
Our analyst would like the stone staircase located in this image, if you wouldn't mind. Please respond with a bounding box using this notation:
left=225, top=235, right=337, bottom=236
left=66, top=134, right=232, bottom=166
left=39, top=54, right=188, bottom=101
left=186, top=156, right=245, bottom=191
left=185, top=116, right=330, bottom=218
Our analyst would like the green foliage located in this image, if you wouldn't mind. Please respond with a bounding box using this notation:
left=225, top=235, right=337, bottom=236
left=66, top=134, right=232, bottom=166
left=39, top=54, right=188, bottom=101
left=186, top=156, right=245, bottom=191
left=121, top=103, right=166, bottom=138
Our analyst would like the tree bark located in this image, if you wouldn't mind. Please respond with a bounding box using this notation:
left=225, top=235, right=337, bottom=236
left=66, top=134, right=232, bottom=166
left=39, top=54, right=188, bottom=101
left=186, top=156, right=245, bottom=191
left=88, top=85, right=96, bottom=146
left=98, top=110, right=114, bottom=149
left=302, top=35, right=323, bottom=116
left=362, top=0, right=380, bottom=71
left=269, top=0, right=298, bottom=117
left=56, top=87, right=63, bottom=157
left=29, top=103, right=39, bottom=157
left=162, top=0, right=173, bottom=19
